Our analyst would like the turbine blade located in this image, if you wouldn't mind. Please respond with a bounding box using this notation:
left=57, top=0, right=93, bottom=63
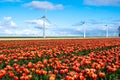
left=45, top=18, right=51, bottom=24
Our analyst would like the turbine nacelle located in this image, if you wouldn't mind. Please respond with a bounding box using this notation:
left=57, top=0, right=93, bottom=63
left=41, top=15, right=46, bottom=19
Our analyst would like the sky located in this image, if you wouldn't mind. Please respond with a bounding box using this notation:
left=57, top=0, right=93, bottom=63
left=0, top=0, right=120, bottom=37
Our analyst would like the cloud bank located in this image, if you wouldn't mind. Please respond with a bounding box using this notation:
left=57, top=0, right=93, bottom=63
left=4, top=29, right=40, bottom=35
left=0, top=16, right=17, bottom=28
left=84, top=0, right=120, bottom=6
left=23, top=1, right=64, bottom=10
left=25, top=19, right=53, bottom=29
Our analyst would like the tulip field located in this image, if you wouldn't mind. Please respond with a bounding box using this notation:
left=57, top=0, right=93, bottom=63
left=0, top=38, right=120, bottom=80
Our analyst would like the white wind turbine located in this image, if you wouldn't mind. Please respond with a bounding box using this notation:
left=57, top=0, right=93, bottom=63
left=40, top=10, right=51, bottom=38
left=81, top=21, right=86, bottom=38
left=72, top=21, right=86, bottom=38
left=41, top=15, right=46, bottom=38
left=40, top=10, right=58, bottom=38
left=105, top=25, right=109, bottom=38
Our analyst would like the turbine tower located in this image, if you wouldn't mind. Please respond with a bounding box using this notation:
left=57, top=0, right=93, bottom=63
left=41, top=15, right=46, bottom=38
left=105, top=25, right=108, bottom=38
left=82, top=21, right=86, bottom=38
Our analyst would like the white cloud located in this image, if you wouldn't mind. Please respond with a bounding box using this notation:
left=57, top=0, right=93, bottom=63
left=4, top=30, right=13, bottom=34
left=23, top=1, right=64, bottom=10
left=4, top=29, right=40, bottom=35
left=10, top=21, right=17, bottom=27
left=4, top=16, right=12, bottom=20
left=84, top=0, right=120, bottom=6
left=1, top=16, right=17, bottom=28
left=20, top=29, right=40, bottom=35
left=0, top=25, right=3, bottom=29
left=25, top=19, right=53, bottom=29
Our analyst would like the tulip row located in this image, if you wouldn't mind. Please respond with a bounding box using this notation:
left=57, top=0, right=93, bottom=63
left=0, top=38, right=120, bottom=80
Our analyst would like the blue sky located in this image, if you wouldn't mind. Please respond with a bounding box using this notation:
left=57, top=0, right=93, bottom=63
left=0, top=0, right=120, bottom=37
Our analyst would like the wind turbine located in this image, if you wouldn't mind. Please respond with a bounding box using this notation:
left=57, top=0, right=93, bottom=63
left=40, top=10, right=51, bottom=38
left=105, top=25, right=108, bottom=38
left=81, top=21, right=86, bottom=38
left=72, top=21, right=86, bottom=38
left=41, top=15, right=46, bottom=38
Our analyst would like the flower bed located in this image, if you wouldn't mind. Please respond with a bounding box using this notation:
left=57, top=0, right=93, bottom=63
left=0, top=38, right=120, bottom=80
